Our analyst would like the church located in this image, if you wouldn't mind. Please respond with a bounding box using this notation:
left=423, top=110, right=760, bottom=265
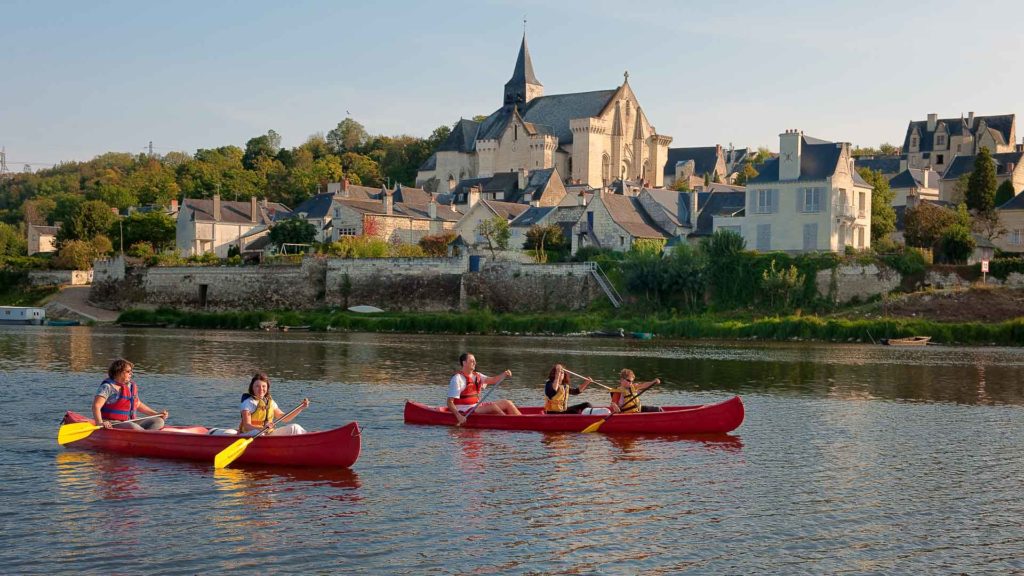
left=417, top=35, right=672, bottom=193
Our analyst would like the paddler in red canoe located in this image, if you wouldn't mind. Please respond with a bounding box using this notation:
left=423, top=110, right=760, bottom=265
left=92, top=358, right=168, bottom=430
left=447, top=353, right=521, bottom=425
left=610, top=369, right=663, bottom=413
left=543, top=364, right=619, bottom=415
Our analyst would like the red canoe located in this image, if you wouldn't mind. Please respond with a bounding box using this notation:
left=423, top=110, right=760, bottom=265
left=403, top=395, right=744, bottom=434
left=60, top=411, right=361, bottom=468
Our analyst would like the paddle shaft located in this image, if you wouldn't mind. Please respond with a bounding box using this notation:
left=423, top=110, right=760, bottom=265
left=99, top=413, right=164, bottom=428
left=562, top=369, right=615, bottom=391
left=254, top=402, right=307, bottom=436
left=583, top=381, right=658, bottom=433
left=460, top=375, right=508, bottom=421
left=213, top=401, right=308, bottom=468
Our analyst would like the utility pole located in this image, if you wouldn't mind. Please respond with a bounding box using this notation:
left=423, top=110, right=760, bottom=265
left=0, top=147, right=7, bottom=178
left=148, top=141, right=154, bottom=157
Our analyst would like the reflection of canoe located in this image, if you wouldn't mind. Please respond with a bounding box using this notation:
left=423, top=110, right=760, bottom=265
left=403, top=396, right=744, bottom=434
left=60, top=411, right=361, bottom=468
left=46, top=319, right=81, bottom=326
left=881, top=336, right=931, bottom=346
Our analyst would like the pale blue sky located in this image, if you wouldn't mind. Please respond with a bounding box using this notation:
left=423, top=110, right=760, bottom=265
left=3, top=0, right=1023, bottom=169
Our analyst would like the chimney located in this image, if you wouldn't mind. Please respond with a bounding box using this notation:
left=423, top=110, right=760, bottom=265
left=577, top=191, right=586, bottom=207
left=448, top=175, right=456, bottom=193
left=779, top=129, right=802, bottom=180
left=689, top=190, right=698, bottom=229
left=927, top=113, right=937, bottom=132
left=518, top=168, right=528, bottom=190
left=250, top=196, right=258, bottom=223
left=213, top=194, right=221, bottom=221
left=467, top=185, right=480, bottom=208
left=383, top=191, right=393, bottom=215
left=428, top=195, right=437, bottom=219
left=968, top=111, right=975, bottom=128
left=922, top=170, right=929, bottom=188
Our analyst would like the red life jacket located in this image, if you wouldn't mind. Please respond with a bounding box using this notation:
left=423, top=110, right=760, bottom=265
left=100, top=379, right=138, bottom=421
left=453, top=371, right=483, bottom=405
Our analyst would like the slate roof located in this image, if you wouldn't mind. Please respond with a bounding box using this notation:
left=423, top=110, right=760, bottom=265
left=902, top=114, right=1015, bottom=152
left=518, top=167, right=556, bottom=203
left=664, top=146, right=721, bottom=177
left=185, top=198, right=291, bottom=224
left=601, top=194, right=671, bottom=239
left=436, top=119, right=480, bottom=153
left=507, top=35, right=541, bottom=88
left=855, top=156, right=902, bottom=175
left=942, top=151, right=1024, bottom=180
left=451, top=172, right=521, bottom=204
left=476, top=89, right=618, bottom=146
left=748, top=135, right=846, bottom=184
left=511, top=206, right=556, bottom=228
left=480, top=200, right=530, bottom=221
left=998, top=190, right=1024, bottom=210
left=888, top=168, right=940, bottom=190
left=695, top=191, right=746, bottom=236
left=418, top=152, right=437, bottom=171
left=335, top=198, right=461, bottom=222
left=641, top=188, right=688, bottom=228
left=291, top=192, right=335, bottom=219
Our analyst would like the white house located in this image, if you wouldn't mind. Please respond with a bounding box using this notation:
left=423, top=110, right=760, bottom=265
left=738, top=130, right=873, bottom=252
left=176, top=195, right=290, bottom=257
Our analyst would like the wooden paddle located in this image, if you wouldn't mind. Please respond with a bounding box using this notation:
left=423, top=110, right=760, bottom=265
left=213, top=402, right=307, bottom=469
left=458, top=373, right=510, bottom=425
left=582, top=381, right=657, bottom=434
left=57, top=414, right=164, bottom=445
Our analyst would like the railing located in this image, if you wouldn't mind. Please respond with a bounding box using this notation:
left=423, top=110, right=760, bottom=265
left=587, top=261, right=621, bottom=308
left=832, top=203, right=856, bottom=220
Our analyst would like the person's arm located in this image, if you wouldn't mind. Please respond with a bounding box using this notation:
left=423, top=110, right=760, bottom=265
left=136, top=400, right=168, bottom=419
left=91, top=395, right=112, bottom=429
left=278, top=398, right=310, bottom=423
left=574, top=378, right=593, bottom=394
left=447, top=397, right=467, bottom=426
left=637, top=378, right=661, bottom=392
left=482, top=369, right=512, bottom=385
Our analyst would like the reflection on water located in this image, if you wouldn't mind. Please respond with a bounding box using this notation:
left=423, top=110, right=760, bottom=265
left=4, top=326, right=1024, bottom=574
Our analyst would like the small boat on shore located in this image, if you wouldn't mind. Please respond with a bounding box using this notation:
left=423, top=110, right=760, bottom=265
left=46, top=319, right=81, bottom=327
left=59, top=412, right=361, bottom=468
left=630, top=331, right=653, bottom=340
left=881, top=336, right=931, bottom=346
left=280, top=325, right=311, bottom=332
left=119, top=322, right=168, bottom=328
left=589, top=328, right=625, bottom=338
left=404, top=396, right=744, bottom=434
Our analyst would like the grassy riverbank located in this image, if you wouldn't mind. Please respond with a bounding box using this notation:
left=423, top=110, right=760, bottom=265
left=116, top=307, right=1024, bottom=346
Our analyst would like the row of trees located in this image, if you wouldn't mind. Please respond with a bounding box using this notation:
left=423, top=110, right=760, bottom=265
left=0, top=118, right=451, bottom=229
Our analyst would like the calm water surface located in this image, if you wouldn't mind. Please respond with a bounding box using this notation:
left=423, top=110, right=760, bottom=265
left=1, top=326, right=1022, bottom=575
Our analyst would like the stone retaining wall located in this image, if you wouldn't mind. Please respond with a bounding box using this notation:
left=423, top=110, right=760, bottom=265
left=27, top=269, right=92, bottom=286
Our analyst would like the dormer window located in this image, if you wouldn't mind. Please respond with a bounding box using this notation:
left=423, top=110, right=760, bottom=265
left=936, top=134, right=946, bottom=147
left=911, top=136, right=919, bottom=149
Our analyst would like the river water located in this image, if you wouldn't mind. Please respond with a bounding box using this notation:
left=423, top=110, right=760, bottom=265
left=0, top=326, right=1021, bottom=575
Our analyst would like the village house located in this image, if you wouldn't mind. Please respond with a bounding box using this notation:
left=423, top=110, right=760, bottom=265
left=995, top=193, right=1024, bottom=254
left=737, top=130, right=873, bottom=253
left=888, top=168, right=940, bottom=206
left=573, top=192, right=672, bottom=253
left=176, top=195, right=290, bottom=257
left=328, top=187, right=460, bottom=244
left=902, top=112, right=1016, bottom=174
left=662, top=145, right=727, bottom=189
left=446, top=167, right=567, bottom=207
left=937, top=151, right=1024, bottom=203
left=417, top=34, right=672, bottom=190
left=453, top=196, right=529, bottom=249
left=27, top=223, right=59, bottom=255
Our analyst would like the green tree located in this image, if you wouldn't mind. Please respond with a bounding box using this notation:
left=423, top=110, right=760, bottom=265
left=53, top=239, right=103, bottom=269
left=966, top=147, right=997, bottom=214
left=661, top=243, right=707, bottom=312
left=857, top=167, right=896, bottom=246
left=243, top=130, right=282, bottom=170
left=995, top=179, right=1016, bottom=207
left=269, top=217, right=317, bottom=249
left=340, top=152, right=382, bottom=187
left=904, top=202, right=957, bottom=249
left=734, top=162, right=759, bottom=185
left=0, top=222, right=27, bottom=256
left=879, top=143, right=901, bottom=155
left=477, top=215, right=510, bottom=257
left=326, top=118, right=369, bottom=154
left=701, top=229, right=747, bottom=308
left=55, top=200, right=118, bottom=247
left=524, top=223, right=566, bottom=262
left=110, top=211, right=177, bottom=253
left=761, top=259, right=804, bottom=310
left=939, top=224, right=975, bottom=264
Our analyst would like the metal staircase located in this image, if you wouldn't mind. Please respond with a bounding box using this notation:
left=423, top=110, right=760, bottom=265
left=588, top=261, right=621, bottom=308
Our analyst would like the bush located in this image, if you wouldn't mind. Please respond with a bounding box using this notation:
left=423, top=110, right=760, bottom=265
left=883, top=247, right=929, bottom=276
left=128, top=242, right=155, bottom=259
left=53, top=240, right=98, bottom=270
left=322, top=236, right=390, bottom=258
left=389, top=243, right=426, bottom=258
left=418, top=232, right=456, bottom=257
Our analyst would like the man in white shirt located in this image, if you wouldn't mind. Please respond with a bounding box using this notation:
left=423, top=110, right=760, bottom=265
left=446, top=353, right=521, bottom=425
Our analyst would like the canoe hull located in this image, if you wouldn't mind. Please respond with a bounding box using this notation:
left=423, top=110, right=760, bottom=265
left=403, top=396, right=744, bottom=434
left=60, top=412, right=360, bottom=468
left=882, top=336, right=931, bottom=346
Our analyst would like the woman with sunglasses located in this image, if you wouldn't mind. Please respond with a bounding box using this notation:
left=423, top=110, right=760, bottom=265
left=610, top=369, right=663, bottom=413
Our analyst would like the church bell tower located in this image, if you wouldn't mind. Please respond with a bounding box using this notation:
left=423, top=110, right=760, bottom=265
left=503, top=34, right=543, bottom=107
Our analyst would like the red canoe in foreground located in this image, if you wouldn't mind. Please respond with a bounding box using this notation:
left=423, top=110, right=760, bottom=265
left=404, top=395, right=744, bottom=434
left=60, top=411, right=361, bottom=468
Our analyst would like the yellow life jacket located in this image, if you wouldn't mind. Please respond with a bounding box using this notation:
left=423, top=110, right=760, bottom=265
left=544, top=381, right=570, bottom=413
left=612, top=384, right=642, bottom=413
left=240, top=396, right=273, bottom=429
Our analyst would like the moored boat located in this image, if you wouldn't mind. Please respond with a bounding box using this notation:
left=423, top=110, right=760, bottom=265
left=881, top=336, right=931, bottom=346
left=59, top=411, right=361, bottom=468
left=404, top=395, right=744, bottom=434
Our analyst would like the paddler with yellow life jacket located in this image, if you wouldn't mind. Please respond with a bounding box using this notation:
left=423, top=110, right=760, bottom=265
left=447, top=353, right=521, bottom=426
left=92, top=358, right=168, bottom=430
left=543, top=364, right=619, bottom=415
left=610, top=369, right=663, bottom=413
left=238, top=372, right=309, bottom=436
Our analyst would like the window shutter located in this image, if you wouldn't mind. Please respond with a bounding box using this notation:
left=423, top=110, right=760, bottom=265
left=797, top=188, right=804, bottom=212
left=771, top=189, right=779, bottom=213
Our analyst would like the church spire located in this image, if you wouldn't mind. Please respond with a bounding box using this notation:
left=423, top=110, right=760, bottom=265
left=504, top=34, right=543, bottom=107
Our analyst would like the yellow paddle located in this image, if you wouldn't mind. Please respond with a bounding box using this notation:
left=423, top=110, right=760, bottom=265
left=581, top=381, right=657, bottom=434
left=57, top=414, right=164, bottom=445
left=213, top=402, right=307, bottom=469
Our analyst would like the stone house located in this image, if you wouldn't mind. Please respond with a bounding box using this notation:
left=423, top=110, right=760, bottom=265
left=741, top=130, right=873, bottom=253
left=662, top=145, right=727, bottom=189
left=453, top=198, right=529, bottom=249
left=176, top=195, right=290, bottom=257
left=637, top=184, right=747, bottom=245
left=446, top=167, right=567, bottom=208
left=294, top=181, right=436, bottom=243
left=855, top=156, right=902, bottom=179
left=417, top=34, right=672, bottom=190
left=902, top=112, right=1016, bottom=174
left=573, top=192, right=671, bottom=253
left=938, top=151, right=1024, bottom=203
left=27, top=223, right=59, bottom=255
left=994, top=193, right=1024, bottom=254
left=329, top=191, right=460, bottom=244
left=888, top=168, right=940, bottom=206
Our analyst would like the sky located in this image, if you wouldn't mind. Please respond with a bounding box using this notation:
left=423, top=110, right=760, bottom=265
left=2, top=0, right=1023, bottom=170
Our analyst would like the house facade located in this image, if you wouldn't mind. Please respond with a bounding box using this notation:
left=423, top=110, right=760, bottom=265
left=740, top=130, right=873, bottom=253
left=574, top=192, right=671, bottom=253
left=328, top=192, right=459, bottom=244
left=176, top=195, right=290, bottom=257
left=662, top=145, right=727, bottom=189
left=903, top=112, right=1016, bottom=174
left=27, top=223, right=59, bottom=255
left=888, top=168, right=940, bottom=206
left=995, top=193, right=1024, bottom=254
left=938, top=151, right=1024, bottom=203
left=417, top=35, right=672, bottom=190
left=453, top=199, right=529, bottom=249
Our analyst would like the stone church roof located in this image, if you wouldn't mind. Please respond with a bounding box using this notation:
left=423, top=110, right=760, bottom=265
left=475, top=89, right=618, bottom=146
